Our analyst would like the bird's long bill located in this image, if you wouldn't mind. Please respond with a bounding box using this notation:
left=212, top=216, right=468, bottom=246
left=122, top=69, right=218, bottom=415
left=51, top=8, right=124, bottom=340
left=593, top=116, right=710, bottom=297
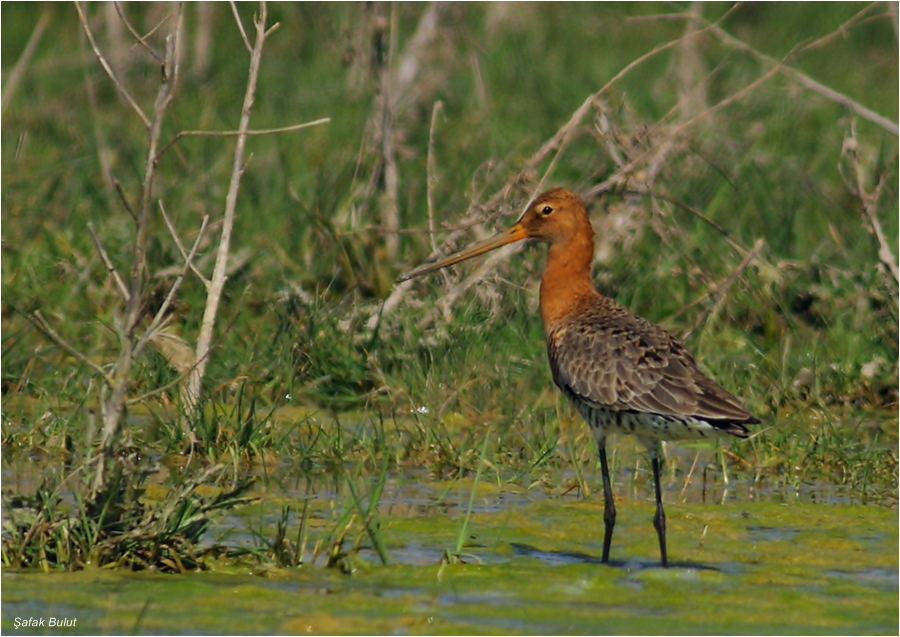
left=398, top=222, right=528, bottom=282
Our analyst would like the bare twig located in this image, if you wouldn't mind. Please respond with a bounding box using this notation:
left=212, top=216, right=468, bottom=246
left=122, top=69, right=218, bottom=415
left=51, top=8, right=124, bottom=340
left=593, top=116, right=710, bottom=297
left=368, top=100, right=452, bottom=334
left=681, top=238, right=766, bottom=340
left=860, top=176, right=899, bottom=284
left=703, top=14, right=898, bottom=136
left=88, top=223, right=130, bottom=300
left=92, top=6, right=184, bottom=493
left=380, top=5, right=401, bottom=261
left=842, top=121, right=900, bottom=284
left=27, top=311, right=114, bottom=386
left=133, top=214, right=210, bottom=360
left=186, top=1, right=270, bottom=415
left=1, top=9, right=51, bottom=115
left=229, top=1, right=253, bottom=53
left=679, top=451, right=701, bottom=502
left=158, top=201, right=211, bottom=287
left=74, top=1, right=150, bottom=128
left=113, top=1, right=163, bottom=63
left=156, top=118, right=330, bottom=161
left=114, top=180, right=139, bottom=222
left=588, top=64, right=782, bottom=199
left=426, top=101, right=445, bottom=256
left=80, top=31, right=115, bottom=197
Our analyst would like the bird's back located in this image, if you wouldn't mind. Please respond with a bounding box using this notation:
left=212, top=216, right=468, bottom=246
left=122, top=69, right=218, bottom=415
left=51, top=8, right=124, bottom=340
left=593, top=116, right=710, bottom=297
left=547, top=294, right=759, bottom=444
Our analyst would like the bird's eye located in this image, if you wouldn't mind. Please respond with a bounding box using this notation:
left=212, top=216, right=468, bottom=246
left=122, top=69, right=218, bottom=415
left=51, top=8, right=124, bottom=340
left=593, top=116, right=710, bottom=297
left=541, top=205, right=553, bottom=216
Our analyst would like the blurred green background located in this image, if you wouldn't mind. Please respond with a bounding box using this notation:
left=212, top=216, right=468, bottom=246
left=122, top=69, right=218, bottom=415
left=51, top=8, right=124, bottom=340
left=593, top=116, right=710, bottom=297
left=2, top=2, right=897, bottom=499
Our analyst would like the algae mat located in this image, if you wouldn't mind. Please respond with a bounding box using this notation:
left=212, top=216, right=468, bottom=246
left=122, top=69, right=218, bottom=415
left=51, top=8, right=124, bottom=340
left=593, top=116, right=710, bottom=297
left=2, top=501, right=896, bottom=635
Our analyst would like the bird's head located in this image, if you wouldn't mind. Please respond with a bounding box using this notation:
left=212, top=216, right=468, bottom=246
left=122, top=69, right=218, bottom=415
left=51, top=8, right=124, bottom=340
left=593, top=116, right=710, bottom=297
left=398, top=187, right=592, bottom=282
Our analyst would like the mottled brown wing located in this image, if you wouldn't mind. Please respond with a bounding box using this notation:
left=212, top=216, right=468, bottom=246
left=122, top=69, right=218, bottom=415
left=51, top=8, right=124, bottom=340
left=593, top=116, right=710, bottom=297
left=547, top=302, right=759, bottom=428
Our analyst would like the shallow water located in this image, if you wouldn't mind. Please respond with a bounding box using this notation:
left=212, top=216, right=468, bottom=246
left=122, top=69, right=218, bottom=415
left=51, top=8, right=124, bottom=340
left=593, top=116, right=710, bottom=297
left=2, top=405, right=897, bottom=635
left=3, top=464, right=897, bottom=635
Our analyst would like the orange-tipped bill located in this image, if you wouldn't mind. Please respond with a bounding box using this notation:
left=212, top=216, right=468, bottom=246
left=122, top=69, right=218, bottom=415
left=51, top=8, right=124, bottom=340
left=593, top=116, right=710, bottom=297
left=398, top=222, right=528, bottom=282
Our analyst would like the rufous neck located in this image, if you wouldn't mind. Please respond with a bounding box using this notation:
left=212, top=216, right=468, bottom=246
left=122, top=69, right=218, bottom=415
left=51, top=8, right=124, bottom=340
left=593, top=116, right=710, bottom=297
left=539, top=232, right=598, bottom=331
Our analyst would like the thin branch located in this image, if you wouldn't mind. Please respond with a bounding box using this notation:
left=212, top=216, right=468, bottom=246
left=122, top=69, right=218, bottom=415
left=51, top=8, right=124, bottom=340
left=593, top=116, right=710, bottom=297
left=73, top=1, right=150, bottom=128
left=229, top=1, right=253, bottom=53
left=860, top=174, right=899, bottom=284
left=371, top=99, right=451, bottom=334
left=113, top=1, right=163, bottom=63
left=88, top=223, right=130, bottom=300
left=844, top=119, right=900, bottom=284
left=114, top=179, right=139, bottom=222
left=704, top=15, right=898, bottom=136
left=187, top=1, right=270, bottom=414
left=80, top=31, right=115, bottom=197
left=588, top=63, right=782, bottom=198
left=793, top=3, right=884, bottom=55
left=27, top=311, right=114, bottom=386
left=156, top=118, right=330, bottom=161
left=158, top=200, right=211, bottom=287
left=426, top=101, right=444, bottom=256
left=680, top=238, right=766, bottom=340
left=125, top=362, right=194, bottom=406
left=652, top=193, right=752, bottom=258
left=133, top=214, right=210, bottom=359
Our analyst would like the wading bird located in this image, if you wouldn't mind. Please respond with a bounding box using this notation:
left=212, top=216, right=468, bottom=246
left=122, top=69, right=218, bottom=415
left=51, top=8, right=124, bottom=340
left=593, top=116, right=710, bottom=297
left=399, top=188, right=759, bottom=567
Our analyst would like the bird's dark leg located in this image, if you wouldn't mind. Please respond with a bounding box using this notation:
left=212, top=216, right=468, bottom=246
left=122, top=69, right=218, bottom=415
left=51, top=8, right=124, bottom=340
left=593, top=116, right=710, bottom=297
left=651, top=453, right=668, bottom=567
left=598, top=440, right=616, bottom=564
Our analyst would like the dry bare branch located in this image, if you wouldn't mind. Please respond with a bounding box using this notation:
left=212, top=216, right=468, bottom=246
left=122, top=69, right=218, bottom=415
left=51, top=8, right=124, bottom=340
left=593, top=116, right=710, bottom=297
left=88, top=223, right=130, bottom=300
left=92, top=6, right=184, bottom=493
left=158, top=200, right=211, bottom=287
left=186, top=1, right=270, bottom=415
left=113, top=1, right=164, bottom=63
left=114, top=180, right=139, bottom=222
left=80, top=33, right=115, bottom=197
left=704, top=15, right=898, bottom=136
left=677, top=238, right=766, bottom=341
left=27, top=311, right=114, bottom=387
left=229, top=1, right=253, bottom=53
left=427, top=100, right=445, bottom=256
left=156, top=118, right=331, bottom=162
left=133, top=213, right=210, bottom=360
left=74, top=1, right=150, bottom=128
left=842, top=121, right=900, bottom=285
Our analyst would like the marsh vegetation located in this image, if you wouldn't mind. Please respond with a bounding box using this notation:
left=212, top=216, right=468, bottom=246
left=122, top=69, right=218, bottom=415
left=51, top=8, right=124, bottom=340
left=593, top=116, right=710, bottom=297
left=1, top=2, right=897, bottom=633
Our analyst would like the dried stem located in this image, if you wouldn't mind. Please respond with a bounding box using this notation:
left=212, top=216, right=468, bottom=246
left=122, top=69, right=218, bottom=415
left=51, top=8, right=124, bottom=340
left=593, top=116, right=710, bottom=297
left=74, top=1, right=150, bottom=128
left=133, top=213, right=210, bottom=360
left=156, top=118, right=330, bottom=162
left=90, top=5, right=183, bottom=494
left=113, top=1, right=164, bottom=63
left=229, top=1, right=253, bottom=53
left=842, top=120, right=900, bottom=285
left=27, top=311, right=114, bottom=386
left=426, top=101, right=445, bottom=256
left=186, top=1, right=270, bottom=416
left=703, top=10, right=898, bottom=136
left=158, top=200, right=211, bottom=287
left=87, top=223, right=130, bottom=300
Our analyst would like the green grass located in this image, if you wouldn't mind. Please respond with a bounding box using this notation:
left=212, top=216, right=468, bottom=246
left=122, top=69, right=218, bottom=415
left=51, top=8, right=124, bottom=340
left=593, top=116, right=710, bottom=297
left=1, top=2, right=897, bottom=572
